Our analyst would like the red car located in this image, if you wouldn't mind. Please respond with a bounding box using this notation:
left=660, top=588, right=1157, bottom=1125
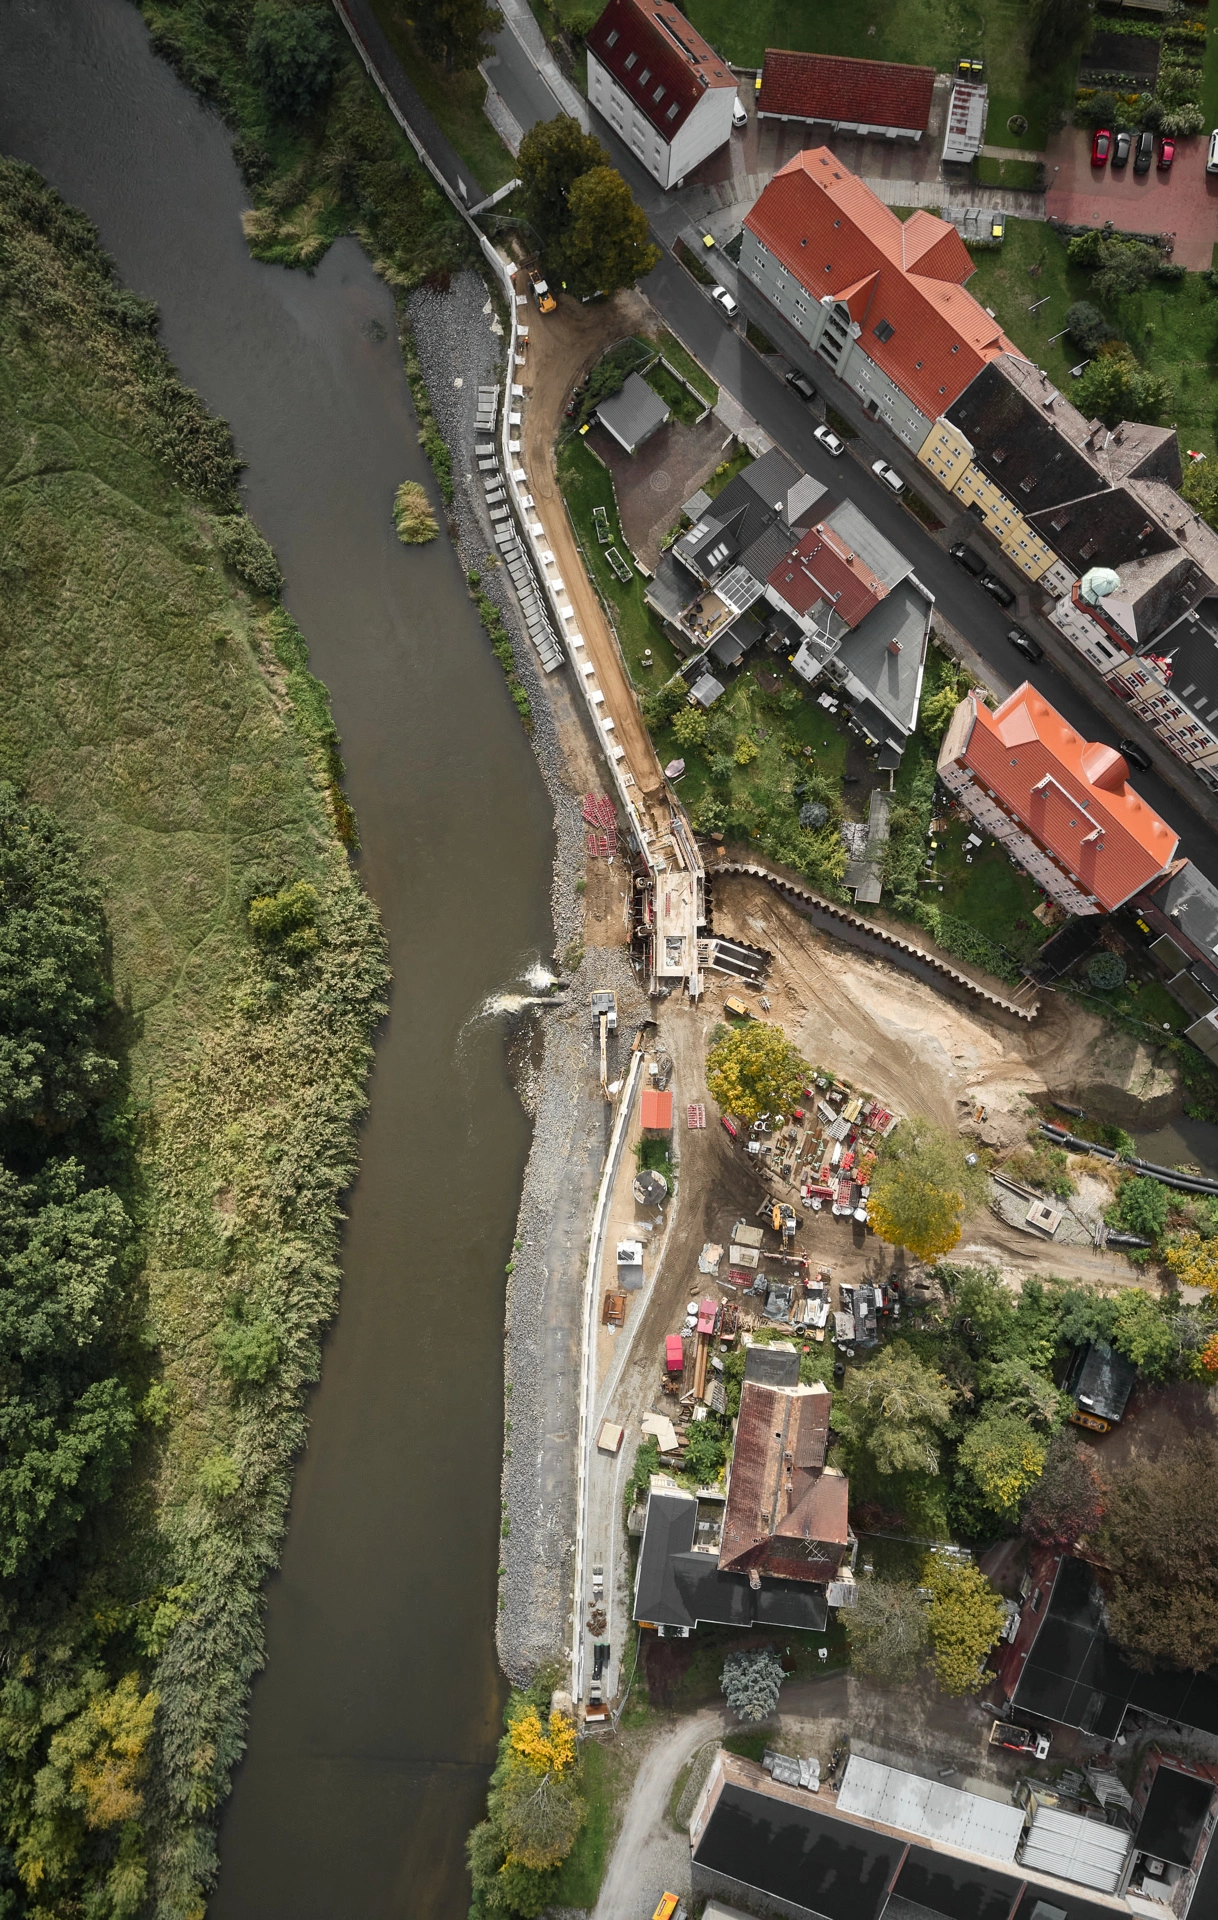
left=1091, top=127, right=1111, bottom=166
left=1158, top=135, right=1175, bottom=170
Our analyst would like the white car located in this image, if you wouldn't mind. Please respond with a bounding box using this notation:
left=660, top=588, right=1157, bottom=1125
left=711, top=286, right=738, bottom=319
left=732, top=97, right=748, bottom=129
left=814, top=423, right=845, bottom=458
left=1208, top=128, right=1218, bottom=174
left=871, top=457, right=906, bottom=495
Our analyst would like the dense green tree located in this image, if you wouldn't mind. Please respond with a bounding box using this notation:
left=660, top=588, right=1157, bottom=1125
left=1092, top=242, right=1159, bottom=304
left=846, top=1579, right=929, bottom=1684
left=1093, top=1437, right=1218, bottom=1671
left=922, top=1555, right=1006, bottom=1695
left=836, top=1344, right=955, bottom=1477
left=247, top=3, right=339, bottom=117
left=868, top=1118, right=987, bottom=1260
left=979, top=1357, right=1070, bottom=1429
left=518, top=115, right=609, bottom=244
left=957, top=1410, right=1048, bottom=1525
left=1065, top=300, right=1114, bottom=354
left=1073, top=352, right=1172, bottom=428
left=414, top=0, right=503, bottom=72
left=214, top=1301, right=282, bottom=1385
left=1021, top=1430, right=1103, bottom=1548
left=706, top=1022, right=807, bottom=1126
left=1112, top=1288, right=1174, bottom=1378
left=556, top=167, right=660, bottom=299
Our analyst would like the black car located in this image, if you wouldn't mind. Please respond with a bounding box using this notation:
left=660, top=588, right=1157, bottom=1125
left=1118, top=736, right=1152, bottom=774
left=785, top=371, right=816, bottom=403
left=1007, top=625, right=1043, bottom=662
left=1134, top=129, right=1154, bottom=174
left=981, top=572, right=1016, bottom=608
left=1112, top=130, right=1132, bottom=169
left=949, top=542, right=986, bottom=578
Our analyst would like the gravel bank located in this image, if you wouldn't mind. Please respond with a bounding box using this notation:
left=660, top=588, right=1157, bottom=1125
left=404, top=273, right=646, bottom=1679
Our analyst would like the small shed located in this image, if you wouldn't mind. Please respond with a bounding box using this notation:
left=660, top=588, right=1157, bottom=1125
left=689, top=672, right=725, bottom=709
left=616, top=1238, right=645, bottom=1290
left=596, top=371, right=669, bottom=455
left=697, top=1297, right=718, bottom=1336
left=640, top=1088, right=674, bottom=1133
left=597, top=1420, right=624, bottom=1453
left=1067, top=1341, right=1137, bottom=1425
left=634, top=1167, right=669, bottom=1206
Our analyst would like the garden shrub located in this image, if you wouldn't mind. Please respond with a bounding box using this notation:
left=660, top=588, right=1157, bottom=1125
left=1086, top=950, right=1126, bottom=990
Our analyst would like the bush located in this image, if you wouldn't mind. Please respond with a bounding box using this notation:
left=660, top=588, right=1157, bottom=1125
left=247, top=880, right=321, bottom=960
left=393, top=479, right=438, bottom=545
left=721, top=1647, right=785, bottom=1721
left=1087, top=950, right=1127, bottom=991
left=1109, top=1174, right=1168, bottom=1241
left=1065, top=301, right=1114, bottom=354
left=215, top=515, right=282, bottom=597
left=247, top=2, right=338, bottom=118
left=214, top=1302, right=281, bottom=1385
left=641, top=674, right=687, bottom=731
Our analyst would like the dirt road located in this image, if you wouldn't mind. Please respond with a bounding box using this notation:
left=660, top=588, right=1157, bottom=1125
left=592, top=1709, right=726, bottom=1920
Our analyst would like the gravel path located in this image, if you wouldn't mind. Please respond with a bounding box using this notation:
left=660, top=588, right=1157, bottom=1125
left=404, top=273, right=647, bottom=1680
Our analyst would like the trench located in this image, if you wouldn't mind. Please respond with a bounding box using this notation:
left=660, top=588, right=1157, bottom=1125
left=0, top=4, right=555, bottom=1915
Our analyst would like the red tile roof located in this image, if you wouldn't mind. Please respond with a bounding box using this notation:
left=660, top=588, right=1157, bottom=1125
left=759, top=49, right=935, bottom=134
left=955, top=685, right=1178, bottom=910
left=720, top=1381, right=849, bottom=1581
left=587, top=0, right=735, bottom=139
left=744, top=150, right=1022, bottom=421
left=767, top=520, right=885, bottom=627
left=641, top=1087, right=674, bottom=1130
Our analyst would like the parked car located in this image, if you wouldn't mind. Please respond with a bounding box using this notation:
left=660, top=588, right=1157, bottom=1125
left=813, top=422, right=845, bottom=456
left=981, top=571, right=1016, bottom=608
left=1158, top=134, right=1175, bottom=170
left=710, top=285, right=738, bottom=319
left=1091, top=127, right=1111, bottom=166
left=732, top=97, right=748, bottom=128
left=950, top=541, right=986, bottom=578
left=1007, top=625, right=1043, bottom=662
left=1112, top=130, right=1131, bottom=169
left=1134, top=129, right=1154, bottom=174
left=871, top=458, right=905, bottom=495
left=785, top=370, right=816, bottom=402
left=1119, top=736, right=1152, bottom=774
left=1209, top=129, right=1218, bottom=175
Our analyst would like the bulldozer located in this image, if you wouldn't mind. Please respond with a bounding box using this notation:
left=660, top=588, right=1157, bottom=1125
left=590, top=990, right=618, bottom=1099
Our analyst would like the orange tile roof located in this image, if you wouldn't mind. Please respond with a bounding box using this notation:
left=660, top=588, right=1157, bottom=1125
left=958, top=685, right=1178, bottom=910
left=768, top=520, right=885, bottom=626
left=744, top=150, right=1022, bottom=420
left=640, top=1087, right=674, bottom=1130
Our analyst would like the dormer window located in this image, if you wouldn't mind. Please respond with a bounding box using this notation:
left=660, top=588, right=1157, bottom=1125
left=654, top=83, right=665, bottom=100
left=873, top=319, right=895, bottom=344
left=991, top=447, right=1006, bottom=464
left=623, top=50, right=636, bottom=67
left=605, top=26, right=618, bottom=43
left=951, top=344, right=960, bottom=353
left=639, top=67, right=651, bottom=83
left=666, top=101, right=679, bottom=118
left=1019, top=476, right=1037, bottom=493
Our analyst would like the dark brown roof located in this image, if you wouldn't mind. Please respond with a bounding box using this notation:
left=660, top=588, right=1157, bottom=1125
left=759, top=49, right=935, bottom=133
left=947, top=359, right=1105, bottom=513
left=587, top=0, right=735, bottom=139
left=719, top=1380, right=848, bottom=1579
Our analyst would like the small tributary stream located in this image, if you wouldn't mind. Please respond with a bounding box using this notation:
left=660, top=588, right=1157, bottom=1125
left=0, top=3, right=554, bottom=1914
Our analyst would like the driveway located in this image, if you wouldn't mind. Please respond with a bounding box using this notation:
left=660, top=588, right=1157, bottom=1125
left=592, top=1709, right=726, bottom=1920
left=1045, top=127, right=1217, bottom=269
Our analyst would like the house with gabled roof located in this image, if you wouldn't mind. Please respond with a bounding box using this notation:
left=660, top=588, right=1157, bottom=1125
left=758, top=49, right=936, bottom=142
left=737, top=149, right=1021, bottom=451
left=586, top=0, right=737, bottom=190
left=937, top=684, right=1179, bottom=914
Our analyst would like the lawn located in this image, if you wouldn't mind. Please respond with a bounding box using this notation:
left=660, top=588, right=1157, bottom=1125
left=927, top=811, right=1048, bottom=968
left=677, top=0, right=1081, bottom=149
left=645, top=359, right=706, bottom=426
left=652, top=327, right=719, bottom=407
left=963, top=217, right=1218, bottom=461
left=550, top=1739, right=618, bottom=1907
left=371, top=0, right=516, bottom=193
left=558, top=435, right=683, bottom=680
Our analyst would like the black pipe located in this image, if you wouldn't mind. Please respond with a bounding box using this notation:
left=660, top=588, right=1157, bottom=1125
left=1039, top=1123, right=1218, bottom=1196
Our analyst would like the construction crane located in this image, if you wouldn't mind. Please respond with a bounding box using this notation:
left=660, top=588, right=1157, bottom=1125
left=590, top=990, right=617, bottom=1098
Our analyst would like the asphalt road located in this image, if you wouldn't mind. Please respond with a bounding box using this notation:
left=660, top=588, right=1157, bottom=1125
left=487, top=21, right=561, bottom=139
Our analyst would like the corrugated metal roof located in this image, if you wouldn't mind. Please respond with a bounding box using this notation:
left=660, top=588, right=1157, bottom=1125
left=837, top=1756, right=1024, bottom=1861
left=1020, top=1804, right=1131, bottom=1893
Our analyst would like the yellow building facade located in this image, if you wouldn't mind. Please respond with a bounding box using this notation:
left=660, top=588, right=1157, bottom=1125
left=916, top=418, right=1061, bottom=582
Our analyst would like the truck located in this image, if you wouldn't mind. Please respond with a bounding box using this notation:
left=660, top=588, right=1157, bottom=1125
left=990, top=1721, right=1051, bottom=1761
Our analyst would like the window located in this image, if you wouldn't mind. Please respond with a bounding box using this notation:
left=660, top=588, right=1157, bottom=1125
left=639, top=67, right=651, bottom=83
left=666, top=101, right=679, bottom=119
left=624, top=50, right=636, bottom=68
left=653, top=84, right=665, bottom=100
left=605, top=26, right=618, bottom=43
left=1019, top=476, right=1037, bottom=494
left=873, top=319, right=895, bottom=344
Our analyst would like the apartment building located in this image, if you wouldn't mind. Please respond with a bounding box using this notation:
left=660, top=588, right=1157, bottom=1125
left=586, top=0, right=737, bottom=189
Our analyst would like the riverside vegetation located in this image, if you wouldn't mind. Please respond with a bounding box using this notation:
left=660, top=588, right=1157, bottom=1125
left=0, top=160, right=388, bottom=1916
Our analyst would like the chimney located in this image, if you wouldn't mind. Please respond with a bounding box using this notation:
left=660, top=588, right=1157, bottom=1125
left=887, top=640, right=902, bottom=656
left=748, top=1568, right=762, bottom=1590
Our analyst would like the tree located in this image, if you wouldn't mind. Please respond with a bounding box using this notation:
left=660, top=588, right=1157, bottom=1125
left=1092, top=1437, right=1218, bottom=1671
left=248, top=879, right=320, bottom=960
left=1092, top=242, right=1159, bottom=303
left=867, top=1117, right=987, bottom=1260
left=845, top=1580, right=929, bottom=1684
left=47, top=1673, right=158, bottom=1831
left=1029, top=0, right=1091, bottom=70
left=1109, top=1175, right=1168, bottom=1242
left=1073, top=352, right=1172, bottom=429
left=1087, top=950, right=1126, bottom=990
left=556, top=167, right=660, bottom=300
left=918, top=680, right=962, bottom=747
left=721, top=1647, right=785, bottom=1721
left=682, top=1416, right=728, bottom=1483
left=979, top=1358, right=1070, bottom=1430
left=1065, top=301, right=1115, bottom=354
left=641, top=674, right=687, bottom=732
left=518, top=115, right=609, bottom=245
left=922, top=1555, right=1006, bottom=1695
left=499, top=1756, right=584, bottom=1871
left=1112, top=1288, right=1173, bottom=1378
left=835, top=1344, right=955, bottom=1477
left=413, top=0, right=503, bottom=73
left=671, top=707, right=708, bottom=749
left=706, top=1022, right=807, bottom=1127
left=957, top=1411, right=1048, bottom=1525
left=247, top=3, right=339, bottom=117
left=1021, top=1430, right=1103, bottom=1549
left=214, top=1300, right=281, bottom=1385
left=1164, top=1231, right=1218, bottom=1299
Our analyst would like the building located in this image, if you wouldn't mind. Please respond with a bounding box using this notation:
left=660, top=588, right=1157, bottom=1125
left=586, top=0, right=737, bottom=190
left=689, top=1750, right=1153, bottom=1920
left=1134, top=858, right=1218, bottom=1057
left=757, top=49, right=935, bottom=142
left=736, top=149, right=1020, bottom=452
left=646, top=445, right=932, bottom=763
left=595, top=370, right=669, bottom=454
left=1128, top=1748, right=1218, bottom=1917
left=937, top=685, right=1179, bottom=914
left=634, top=1348, right=852, bottom=1635
left=639, top=1086, right=673, bottom=1131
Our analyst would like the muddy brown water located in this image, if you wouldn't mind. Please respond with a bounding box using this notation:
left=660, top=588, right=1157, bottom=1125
left=0, top=3, right=554, bottom=1914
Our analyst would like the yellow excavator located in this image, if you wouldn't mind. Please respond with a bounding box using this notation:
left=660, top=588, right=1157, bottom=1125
left=771, top=1201, right=797, bottom=1250
left=590, top=991, right=617, bottom=1099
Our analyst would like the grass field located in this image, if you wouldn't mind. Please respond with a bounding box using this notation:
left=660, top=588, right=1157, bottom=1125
left=677, top=0, right=1081, bottom=149
left=963, top=218, right=1218, bottom=461
left=645, top=358, right=705, bottom=425
left=0, top=162, right=386, bottom=1914
left=371, top=0, right=516, bottom=193
left=558, top=434, right=682, bottom=680
left=654, top=327, right=719, bottom=406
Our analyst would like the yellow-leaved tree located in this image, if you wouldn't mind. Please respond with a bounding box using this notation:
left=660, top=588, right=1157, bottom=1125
left=498, top=1706, right=584, bottom=1873
left=922, top=1555, right=1007, bottom=1696
left=868, top=1116, right=987, bottom=1260
left=1164, top=1232, right=1218, bottom=1299
left=706, top=1021, right=807, bottom=1127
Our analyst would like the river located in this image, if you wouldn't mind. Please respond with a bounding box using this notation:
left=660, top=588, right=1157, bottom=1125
left=0, top=3, right=554, bottom=1914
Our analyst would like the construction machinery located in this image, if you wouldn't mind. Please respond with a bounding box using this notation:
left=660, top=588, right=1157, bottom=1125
left=590, top=990, right=617, bottom=1097
left=771, top=1201, right=798, bottom=1250
left=528, top=269, right=556, bottom=314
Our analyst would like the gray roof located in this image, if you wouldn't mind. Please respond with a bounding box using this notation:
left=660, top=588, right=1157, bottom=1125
left=690, top=672, right=725, bottom=707
left=739, top=444, right=804, bottom=512
left=834, top=577, right=932, bottom=742
left=1148, top=599, right=1218, bottom=723
left=744, top=1342, right=801, bottom=1387
left=826, top=500, right=912, bottom=591
left=596, top=371, right=669, bottom=451
left=1067, top=1341, right=1136, bottom=1424
left=1149, top=857, right=1218, bottom=958
left=634, top=1490, right=828, bottom=1633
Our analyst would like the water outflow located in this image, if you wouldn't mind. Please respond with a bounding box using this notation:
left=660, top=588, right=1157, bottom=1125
left=0, top=5, right=554, bottom=1917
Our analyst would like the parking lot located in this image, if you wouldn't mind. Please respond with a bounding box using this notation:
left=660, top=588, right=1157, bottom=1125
left=1044, top=126, right=1218, bottom=270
